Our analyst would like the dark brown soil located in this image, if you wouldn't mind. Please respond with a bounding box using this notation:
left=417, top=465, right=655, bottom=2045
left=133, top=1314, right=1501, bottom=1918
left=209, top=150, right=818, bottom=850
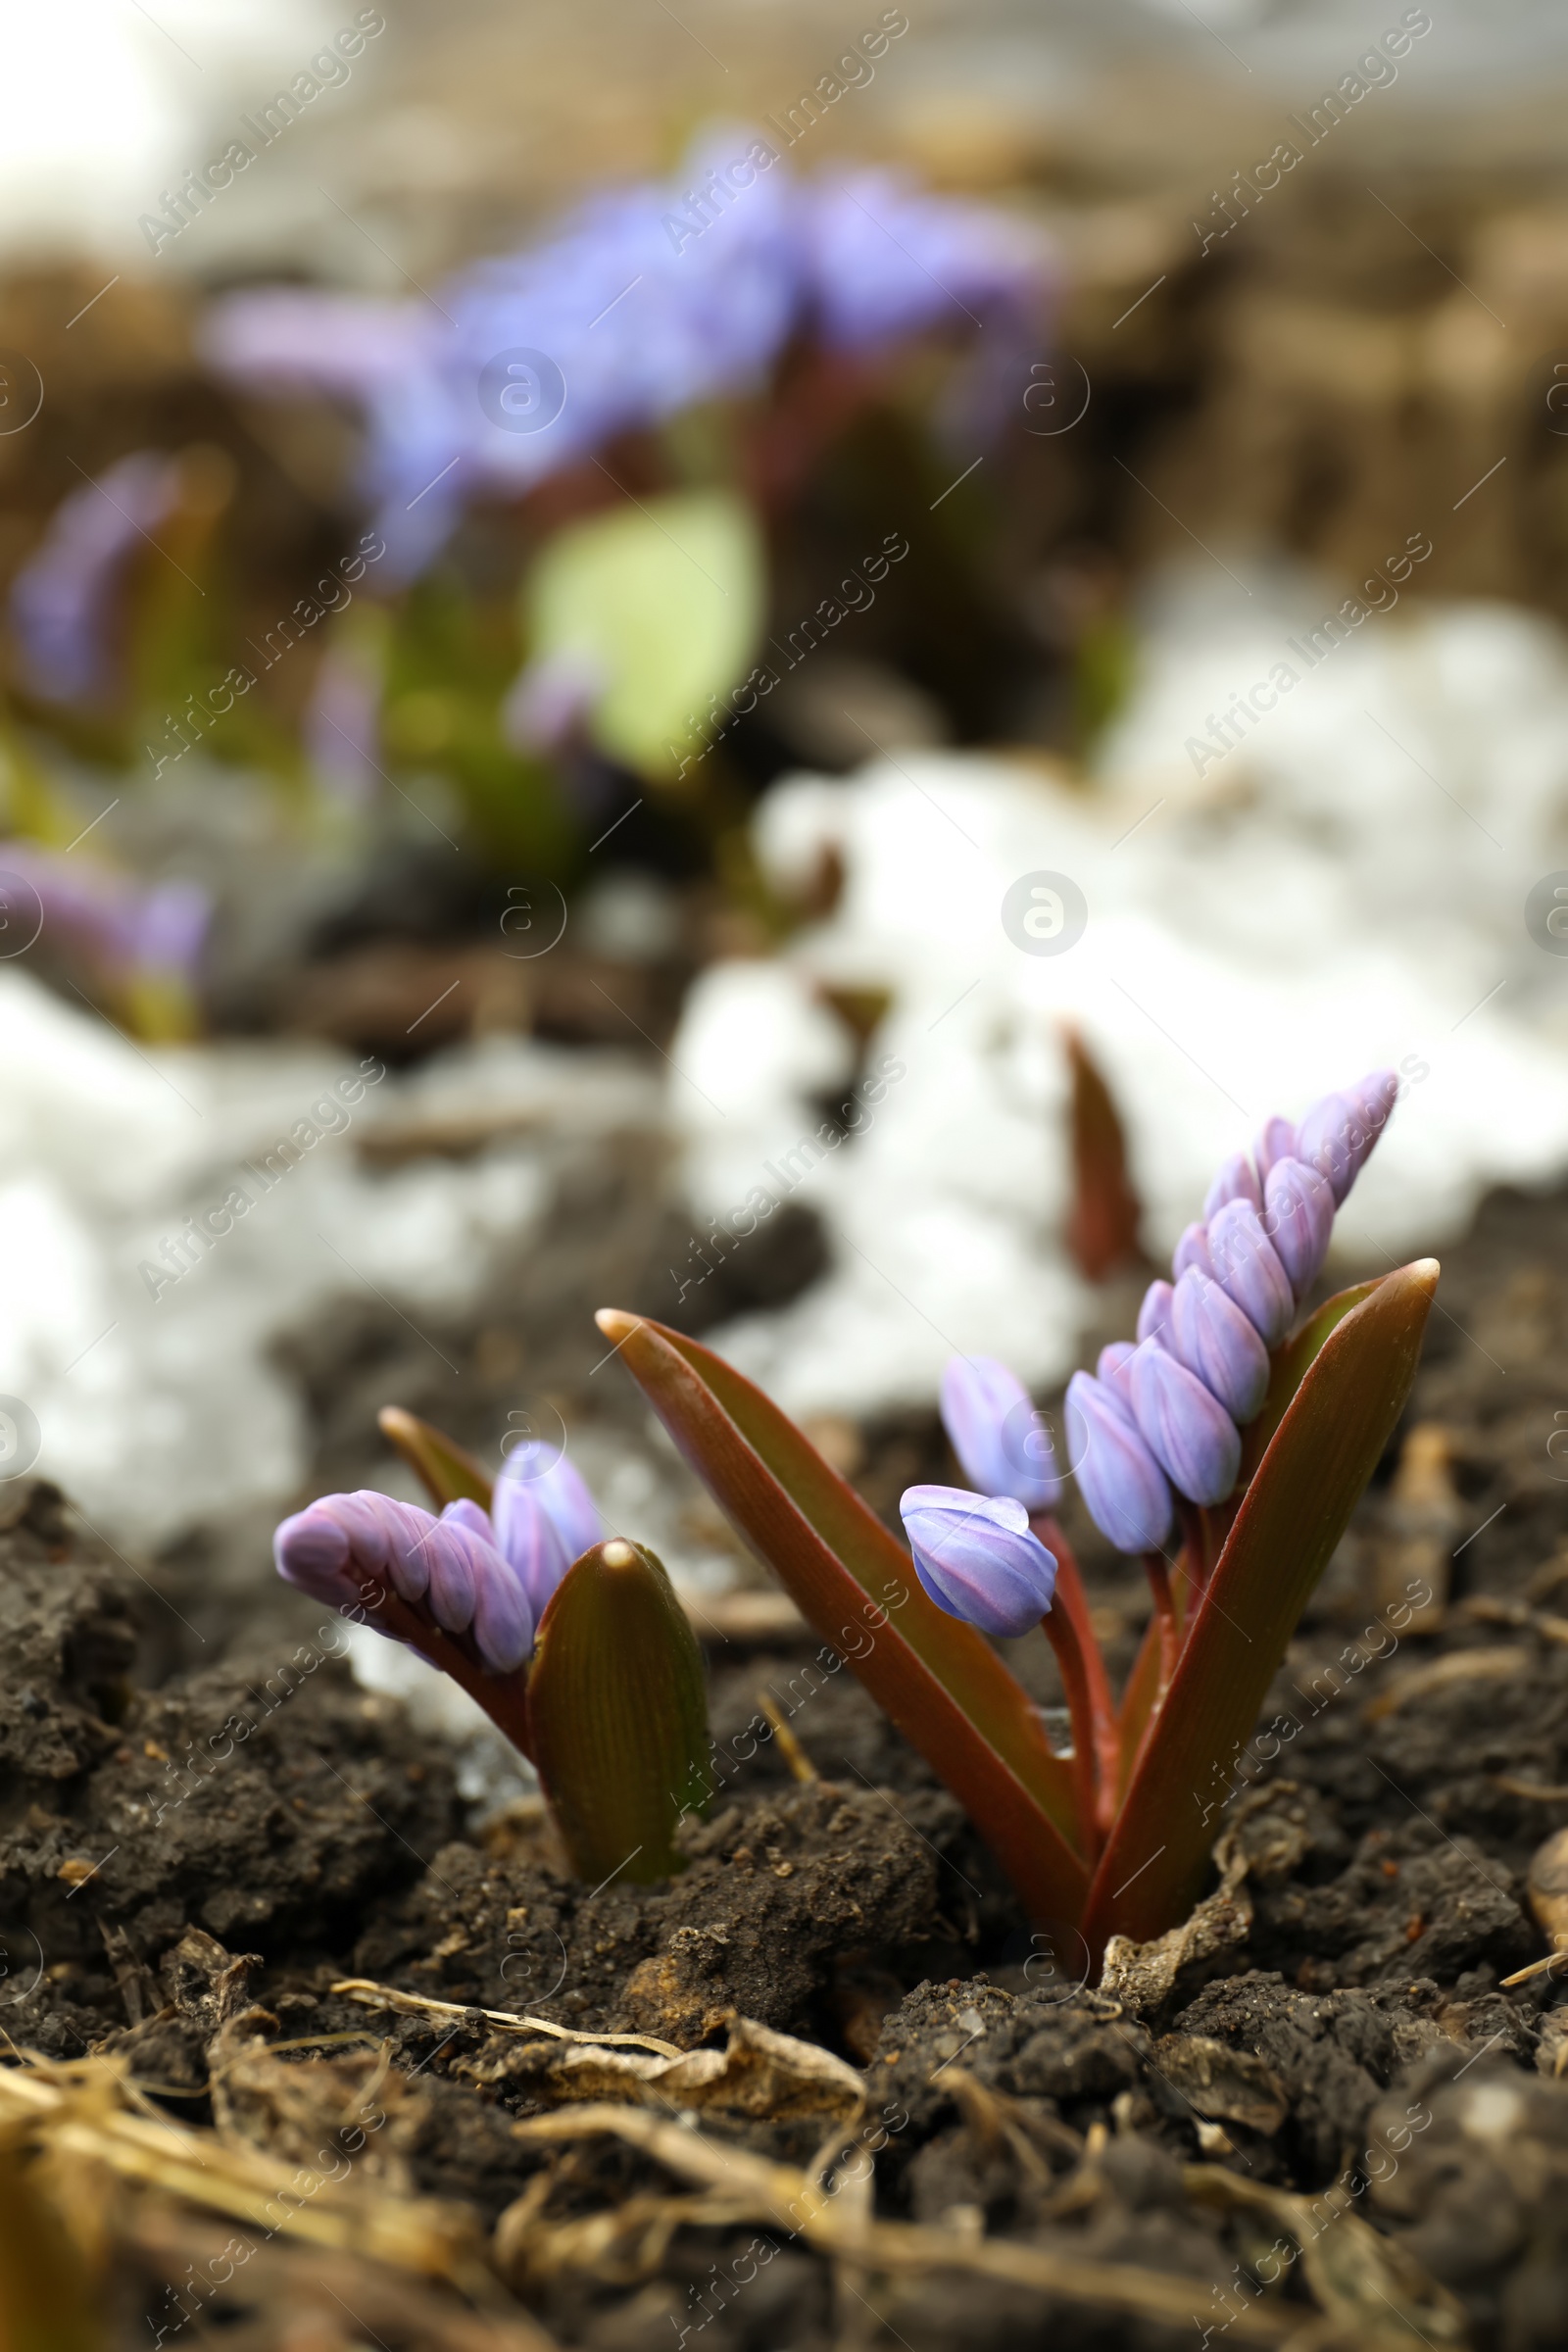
left=5, top=1185, right=1568, bottom=2348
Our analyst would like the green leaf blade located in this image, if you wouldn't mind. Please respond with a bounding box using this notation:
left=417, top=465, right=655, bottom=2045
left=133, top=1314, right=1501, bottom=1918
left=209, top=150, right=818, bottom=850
left=596, top=1310, right=1090, bottom=1922
left=1081, top=1258, right=1439, bottom=1957
left=527, top=1539, right=712, bottom=1886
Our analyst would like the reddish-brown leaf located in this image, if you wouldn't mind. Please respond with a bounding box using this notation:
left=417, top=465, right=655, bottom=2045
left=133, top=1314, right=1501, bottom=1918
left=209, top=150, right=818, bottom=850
left=597, top=1309, right=1090, bottom=1920
left=1080, top=1259, right=1438, bottom=1957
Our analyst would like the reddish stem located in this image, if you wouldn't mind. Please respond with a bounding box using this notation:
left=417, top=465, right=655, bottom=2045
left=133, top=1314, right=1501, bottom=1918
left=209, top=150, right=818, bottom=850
left=1143, top=1551, right=1179, bottom=1699
left=1041, top=1603, right=1103, bottom=1865
left=1035, top=1517, right=1121, bottom=1827
left=360, top=1583, right=535, bottom=1761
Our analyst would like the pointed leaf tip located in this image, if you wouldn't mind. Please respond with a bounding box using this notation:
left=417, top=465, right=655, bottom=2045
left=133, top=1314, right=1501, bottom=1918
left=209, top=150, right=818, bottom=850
left=596, top=1307, right=639, bottom=1343
left=377, top=1405, right=494, bottom=1510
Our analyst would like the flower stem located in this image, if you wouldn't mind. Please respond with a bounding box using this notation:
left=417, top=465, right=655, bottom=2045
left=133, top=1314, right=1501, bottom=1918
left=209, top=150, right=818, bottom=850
left=1143, top=1550, right=1179, bottom=1699
left=1041, top=1602, right=1103, bottom=1864
left=359, top=1581, right=535, bottom=1760
left=1034, top=1516, right=1120, bottom=1826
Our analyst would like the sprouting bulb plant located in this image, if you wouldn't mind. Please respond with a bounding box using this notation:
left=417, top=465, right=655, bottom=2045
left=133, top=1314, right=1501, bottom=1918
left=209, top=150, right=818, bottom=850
left=593, top=1071, right=1439, bottom=1965
left=273, top=1409, right=710, bottom=1884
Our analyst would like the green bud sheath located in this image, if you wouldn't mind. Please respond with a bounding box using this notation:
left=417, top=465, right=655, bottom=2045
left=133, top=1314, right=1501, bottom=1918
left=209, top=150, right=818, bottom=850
left=526, top=1539, right=711, bottom=1885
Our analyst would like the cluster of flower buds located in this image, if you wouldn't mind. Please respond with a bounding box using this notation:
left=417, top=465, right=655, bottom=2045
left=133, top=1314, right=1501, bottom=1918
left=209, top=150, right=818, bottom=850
left=1067, top=1071, right=1398, bottom=1552
left=898, top=1356, right=1060, bottom=1637
left=273, top=1442, right=601, bottom=1675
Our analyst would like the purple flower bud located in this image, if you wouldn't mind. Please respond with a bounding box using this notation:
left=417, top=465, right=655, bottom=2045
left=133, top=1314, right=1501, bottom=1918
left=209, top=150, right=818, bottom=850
left=1064, top=1371, right=1173, bottom=1555
left=940, top=1354, right=1060, bottom=1509
left=1173, top=1222, right=1216, bottom=1282
left=1169, top=1268, right=1269, bottom=1425
left=1262, top=1155, right=1335, bottom=1300
left=441, top=1496, right=493, bottom=1540
left=1128, top=1343, right=1242, bottom=1508
left=1097, top=1341, right=1139, bottom=1420
left=1294, top=1092, right=1361, bottom=1202
left=1345, top=1067, right=1398, bottom=1183
left=1350, top=1066, right=1398, bottom=1129
left=134, top=879, right=211, bottom=987
left=1296, top=1074, right=1396, bottom=1207
left=1206, top=1198, right=1296, bottom=1348
left=899, top=1484, right=1057, bottom=1638
left=1202, top=1152, right=1261, bottom=1220
left=10, top=452, right=181, bottom=703
left=274, top=1489, right=532, bottom=1673
left=496, top=1442, right=603, bottom=1577
left=1136, top=1281, right=1173, bottom=1346
left=1253, top=1116, right=1298, bottom=1182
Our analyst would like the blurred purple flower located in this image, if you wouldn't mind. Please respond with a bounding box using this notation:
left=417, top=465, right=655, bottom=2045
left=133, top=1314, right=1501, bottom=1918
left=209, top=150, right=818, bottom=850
left=899, top=1483, right=1057, bottom=1638
left=0, top=842, right=210, bottom=995
left=501, top=645, right=609, bottom=756
left=803, top=168, right=1040, bottom=350
left=200, top=131, right=1051, bottom=580
left=10, top=452, right=181, bottom=702
left=306, top=642, right=384, bottom=811
left=940, top=1353, right=1059, bottom=1510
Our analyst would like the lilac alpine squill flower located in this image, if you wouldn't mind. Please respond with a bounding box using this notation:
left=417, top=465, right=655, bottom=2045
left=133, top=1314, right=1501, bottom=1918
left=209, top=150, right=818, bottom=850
left=1206, top=1198, right=1295, bottom=1349
left=1069, top=1069, right=1400, bottom=1549
left=274, top=1488, right=533, bottom=1673
left=1135, top=1282, right=1173, bottom=1346
left=1295, top=1070, right=1397, bottom=1203
left=899, top=1485, right=1057, bottom=1639
left=1253, top=1115, right=1298, bottom=1183
left=10, top=452, right=181, bottom=703
left=1202, top=1151, right=1262, bottom=1219
left=1128, top=1335, right=1243, bottom=1511
left=940, top=1354, right=1060, bottom=1511
left=492, top=1440, right=604, bottom=1617
left=1173, top=1222, right=1216, bottom=1282
left=1261, top=1155, right=1335, bottom=1299
left=1064, top=1371, right=1174, bottom=1555
left=1168, top=1267, right=1270, bottom=1425
left=802, top=170, right=1043, bottom=356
